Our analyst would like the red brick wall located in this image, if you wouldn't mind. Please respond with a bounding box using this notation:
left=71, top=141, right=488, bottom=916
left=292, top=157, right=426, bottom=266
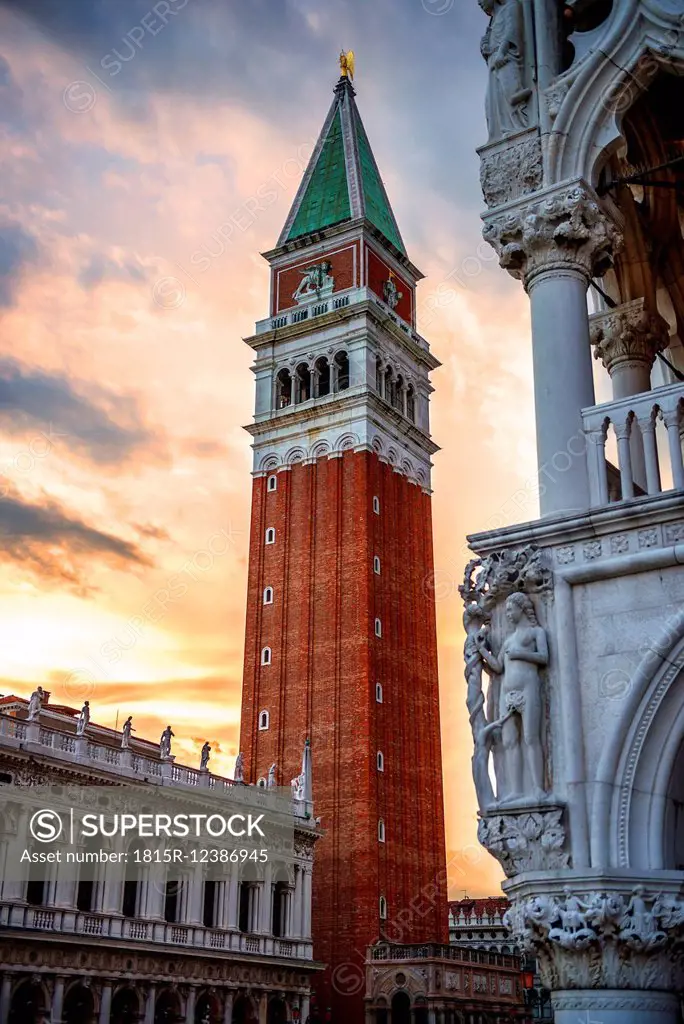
left=366, top=247, right=414, bottom=326
left=273, top=242, right=359, bottom=314
left=240, top=450, right=448, bottom=1020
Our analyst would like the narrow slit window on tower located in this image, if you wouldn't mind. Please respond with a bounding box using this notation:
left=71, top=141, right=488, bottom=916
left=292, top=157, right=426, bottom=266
left=375, top=618, right=382, bottom=638
left=265, top=527, right=276, bottom=545
left=406, top=385, right=416, bottom=422
left=378, top=819, right=386, bottom=843
left=373, top=556, right=381, bottom=575
left=373, top=496, right=380, bottom=515
left=377, top=751, right=384, bottom=772
left=267, top=474, right=278, bottom=492
left=379, top=895, right=388, bottom=920
left=376, top=683, right=383, bottom=703
left=261, top=647, right=272, bottom=667
left=259, top=710, right=270, bottom=731
left=263, top=587, right=274, bottom=605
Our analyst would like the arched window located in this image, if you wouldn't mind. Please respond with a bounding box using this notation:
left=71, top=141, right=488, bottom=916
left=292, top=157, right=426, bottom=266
left=314, top=356, right=331, bottom=398
left=257, top=777, right=267, bottom=788
left=379, top=895, right=388, bottom=920
left=373, top=556, right=381, bottom=575
left=259, top=710, right=270, bottom=731
left=406, top=385, right=416, bottom=422
left=295, top=362, right=311, bottom=403
left=377, top=751, right=384, bottom=772
left=375, top=618, right=382, bottom=638
left=375, top=359, right=383, bottom=394
left=276, top=368, right=292, bottom=409
left=335, top=351, right=350, bottom=391
left=376, top=683, right=383, bottom=703
left=384, top=366, right=395, bottom=407
left=265, top=527, right=276, bottom=545
left=373, top=496, right=380, bottom=515
left=261, top=647, right=272, bottom=667
left=378, top=819, right=386, bottom=843
left=267, top=474, right=278, bottom=492
left=393, top=374, right=405, bottom=413
left=263, top=587, right=274, bottom=605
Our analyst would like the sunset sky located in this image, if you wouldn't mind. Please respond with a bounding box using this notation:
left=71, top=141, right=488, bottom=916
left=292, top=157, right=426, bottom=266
left=0, top=0, right=555, bottom=897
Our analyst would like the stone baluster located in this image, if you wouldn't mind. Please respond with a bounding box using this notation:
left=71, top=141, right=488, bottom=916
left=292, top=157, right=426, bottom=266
left=484, top=183, right=621, bottom=516
left=615, top=420, right=635, bottom=500
left=663, top=408, right=684, bottom=490
left=640, top=413, right=662, bottom=495
left=585, top=427, right=609, bottom=507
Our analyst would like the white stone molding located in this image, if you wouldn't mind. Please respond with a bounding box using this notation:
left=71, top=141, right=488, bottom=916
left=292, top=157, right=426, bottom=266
left=482, top=181, right=622, bottom=287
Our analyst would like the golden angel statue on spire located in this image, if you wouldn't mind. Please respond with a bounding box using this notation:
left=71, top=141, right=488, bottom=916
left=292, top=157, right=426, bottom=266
left=339, top=50, right=355, bottom=80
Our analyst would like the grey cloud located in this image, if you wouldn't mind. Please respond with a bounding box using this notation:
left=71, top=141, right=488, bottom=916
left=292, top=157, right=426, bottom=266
left=0, top=220, right=38, bottom=306
left=0, top=359, right=159, bottom=465
left=0, top=486, right=151, bottom=586
left=78, top=252, right=149, bottom=288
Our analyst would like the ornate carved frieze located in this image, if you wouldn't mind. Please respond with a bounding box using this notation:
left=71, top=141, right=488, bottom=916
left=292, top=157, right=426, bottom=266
left=482, top=183, right=622, bottom=286
left=460, top=547, right=555, bottom=816
left=478, top=807, right=569, bottom=878
left=505, top=887, right=684, bottom=992
left=590, top=298, right=670, bottom=377
left=479, top=133, right=543, bottom=210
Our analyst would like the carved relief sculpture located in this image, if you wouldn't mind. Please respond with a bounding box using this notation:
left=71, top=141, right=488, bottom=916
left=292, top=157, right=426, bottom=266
left=293, top=261, right=334, bottom=303
left=479, top=0, right=531, bottom=141
left=460, top=546, right=553, bottom=813
left=477, top=593, right=549, bottom=804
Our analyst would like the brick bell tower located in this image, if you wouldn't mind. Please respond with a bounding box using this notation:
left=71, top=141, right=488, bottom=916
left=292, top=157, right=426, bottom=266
left=239, top=62, right=448, bottom=1019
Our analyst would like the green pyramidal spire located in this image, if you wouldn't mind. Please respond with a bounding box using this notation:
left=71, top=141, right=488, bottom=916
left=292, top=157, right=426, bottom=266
left=279, top=76, right=406, bottom=255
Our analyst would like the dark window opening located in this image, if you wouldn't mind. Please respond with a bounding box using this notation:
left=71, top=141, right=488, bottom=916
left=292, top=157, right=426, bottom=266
left=203, top=880, right=216, bottom=928
left=315, top=357, right=330, bottom=397
left=164, top=880, right=180, bottom=923
left=276, top=369, right=292, bottom=409
left=336, top=351, right=350, bottom=391
left=238, top=882, right=250, bottom=933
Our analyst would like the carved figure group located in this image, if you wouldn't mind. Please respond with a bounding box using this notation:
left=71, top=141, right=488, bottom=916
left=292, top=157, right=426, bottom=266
left=461, top=547, right=552, bottom=811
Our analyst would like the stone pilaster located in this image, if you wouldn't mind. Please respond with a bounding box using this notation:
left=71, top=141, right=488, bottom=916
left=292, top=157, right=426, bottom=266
left=590, top=298, right=670, bottom=399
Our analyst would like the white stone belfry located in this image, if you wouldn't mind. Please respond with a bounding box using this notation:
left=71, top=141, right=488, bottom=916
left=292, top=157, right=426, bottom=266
left=468, top=2, right=684, bottom=1021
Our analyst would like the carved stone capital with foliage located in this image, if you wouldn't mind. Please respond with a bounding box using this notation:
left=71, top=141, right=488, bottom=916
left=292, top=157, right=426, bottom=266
left=478, top=806, right=569, bottom=877
left=505, top=885, right=684, bottom=993
left=590, top=297, right=670, bottom=377
left=482, top=182, right=622, bottom=287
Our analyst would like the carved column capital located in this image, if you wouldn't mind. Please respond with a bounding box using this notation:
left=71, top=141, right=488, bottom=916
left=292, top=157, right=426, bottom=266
left=482, top=182, right=622, bottom=288
left=590, top=298, right=670, bottom=378
left=504, top=884, right=684, bottom=994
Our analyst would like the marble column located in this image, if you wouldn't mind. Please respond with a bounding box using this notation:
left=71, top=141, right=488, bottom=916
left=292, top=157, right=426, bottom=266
left=258, top=992, right=268, bottom=1024
left=223, top=991, right=234, bottom=1024
left=301, top=867, right=312, bottom=939
left=590, top=298, right=670, bottom=491
left=484, top=183, right=621, bottom=517
left=300, top=995, right=310, bottom=1022
left=0, top=974, right=11, bottom=1024
left=99, top=982, right=112, bottom=1024
left=51, top=976, right=65, bottom=1024
left=260, top=862, right=273, bottom=934
left=186, top=986, right=197, bottom=1023
left=144, top=984, right=156, bottom=1024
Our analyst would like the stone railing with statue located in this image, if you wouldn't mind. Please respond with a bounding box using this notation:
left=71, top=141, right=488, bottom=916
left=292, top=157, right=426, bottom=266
left=460, top=545, right=569, bottom=878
